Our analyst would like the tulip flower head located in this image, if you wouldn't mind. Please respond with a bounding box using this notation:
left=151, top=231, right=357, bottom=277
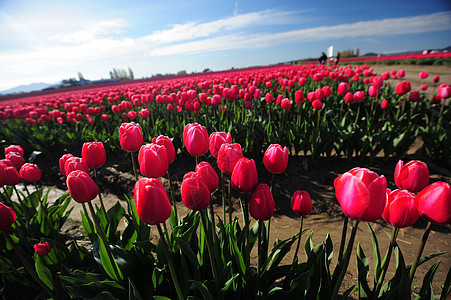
left=34, top=241, right=51, bottom=256
left=66, top=170, right=98, bottom=203
left=195, top=161, right=219, bottom=194
left=0, top=203, right=16, bottom=231
left=19, top=163, right=41, bottom=183
left=334, top=167, right=387, bottom=222
left=394, top=160, right=429, bottom=193
left=65, top=157, right=89, bottom=176
left=134, top=178, right=172, bottom=225
left=249, top=183, right=275, bottom=221
left=209, top=132, right=232, bottom=159
left=382, top=189, right=419, bottom=228
left=231, top=158, right=258, bottom=194
left=82, top=142, right=106, bottom=169
left=138, top=144, right=168, bottom=178
left=217, top=143, right=243, bottom=175
left=119, top=122, right=143, bottom=152
left=5, top=145, right=24, bottom=157
left=438, top=84, right=450, bottom=99
left=59, top=153, right=74, bottom=176
left=183, top=123, right=209, bottom=157
left=4, top=166, right=21, bottom=186
left=291, top=190, right=312, bottom=216
left=416, top=181, right=451, bottom=225
left=152, top=135, right=176, bottom=164
left=181, top=174, right=211, bottom=211
left=263, top=144, right=289, bottom=174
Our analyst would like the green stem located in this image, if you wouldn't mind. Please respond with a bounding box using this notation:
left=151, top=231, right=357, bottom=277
left=200, top=210, right=220, bottom=288
left=157, top=223, right=184, bottom=300
left=130, top=152, right=139, bottom=182
left=241, top=193, right=251, bottom=273
left=258, top=219, right=263, bottom=273
left=332, top=219, right=359, bottom=300
left=228, top=177, right=233, bottom=224
left=13, top=186, right=32, bottom=220
left=409, top=221, right=432, bottom=283
left=373, top=226, right=399, bottom=299
left=221, top=171, right=226, bottom=223
left=292, top=216, right=304, bottom=264
left=338, top=216, right=349, bottom=264
left=94, top=168, right=107, bottom=213
left=167, top=168, right=179, bottom=226
left=87, top=201, right=122, bottom=282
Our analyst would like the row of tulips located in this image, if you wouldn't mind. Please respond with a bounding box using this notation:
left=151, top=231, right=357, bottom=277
left=1, top=121, right=450, bottom=299
left=0, top=63, right=449, bottom=167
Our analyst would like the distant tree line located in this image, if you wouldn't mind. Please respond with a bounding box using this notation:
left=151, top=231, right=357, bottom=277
left=339, top=48, right=360, bottom=58
left=110, top=67, right=135, bottom=80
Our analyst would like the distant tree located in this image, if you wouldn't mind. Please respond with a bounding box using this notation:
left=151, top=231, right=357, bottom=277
left=110, top=67, right=135, bottom=80
left=177, top=70, right=187, bottom=75
left=128, top=67, right=135, bottom=80
left=356, top=48, right=360, bottom=57
left=202, top=68, right=211, bottom=72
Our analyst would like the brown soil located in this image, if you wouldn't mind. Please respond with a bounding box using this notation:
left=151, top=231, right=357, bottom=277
left=30, top=64, right=451, bottom=299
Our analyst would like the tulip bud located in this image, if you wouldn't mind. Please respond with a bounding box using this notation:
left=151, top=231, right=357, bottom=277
left=209, top=132, right=232, bottom=159
left=5, top=145, right=24, bottom=157
left=65, top=157, right=89, bottom=176
left=134, top=178, right=172, bottom=225
left=291, top=190, right=312, bottom=216
left=394, top=160, right=429, bottom=193
left=416, top=181, right=451, bottom=225
left=66, top=170, right=98, bottom=203
left=181, top=175, right=210, bottom=211
left=382, top=189, right=419, bottom=228
left=34, top=241, right=51, bottom=256
left=6, top=152, right=25, bottom=170
left=19, top=163, right=41, bottom=183
left=217, top=143, right=243, bottom=175
left=249, top=184, right=275, bottom=220
left=0, top=203, right=16, bottom=231
left=231, top=158, right=258, bottom=194
left=59, top=154, right=74, bottom=176
left=119, top=122, right=143, bottom=152
left=337, top=82, right=348, bottom=96
left=195, top=161, right=219, bottom=194
left=334, top=167, right=386, bottom=221
left=183, top=123, right=209, bottom=157
left=4, top=166, right=21, bottom=186
left=82, top=142, right=106, bottom=169
left=152, top=135, right=176, bottom=164
left=138, top=144, right=168, bottom=178
left=263, top=144, right=289, bottom=174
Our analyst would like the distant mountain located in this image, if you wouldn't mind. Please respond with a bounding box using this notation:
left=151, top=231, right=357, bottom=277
left=0, top=82, right=54, bottom=95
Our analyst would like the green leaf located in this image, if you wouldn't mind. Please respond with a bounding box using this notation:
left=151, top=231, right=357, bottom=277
left=416, top=260, right=440, bottom=300
left=174, top=236, right=199, bottom=269
left=356, top=243, right=373, bottom=298
left=367, top=222, right=382, bottom=285
left=190, top=280, right=213, bottom=300
left=98, top=238, right=124, bottom=281
left=35, top=255, right=54, bottom=291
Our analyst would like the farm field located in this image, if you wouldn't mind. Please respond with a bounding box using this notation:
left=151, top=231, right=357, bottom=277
left=1, top=61, right=450, bottom=299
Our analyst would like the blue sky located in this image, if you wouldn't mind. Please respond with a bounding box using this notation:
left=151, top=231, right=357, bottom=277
left=0, top=0, right=450, bottom=91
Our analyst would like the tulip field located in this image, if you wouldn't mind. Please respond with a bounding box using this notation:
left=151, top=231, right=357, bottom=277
left=0, top=61, right=450, bottom=299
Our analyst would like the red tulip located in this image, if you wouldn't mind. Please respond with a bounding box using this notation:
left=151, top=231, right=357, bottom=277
left=5, top=145, right=24, bottom=157
left=344, top=92, right=354, bottom=103
left=195, top=161, right=219, bottom=194
left=119, top=122, right=143, bottom=152
left=66, top=170, right=98, bottom=203
left=0, top=203, right=16, bottom=231
left=134, top=178, right=172, bottom=225
left=138, top=144, right=168, bottom=178
left=281, top=98, right=292, bottom=110
left=181, top=174, right=210, bottom=211
left=3, top=166, right=21, bottom=186
left=294, top=90, right=305, bottom=104
left=381, top=99, right=389, bottom=109
left=416, top=181, right=451, bottom=225
left=139, top=109, right=150, bottom=119
left=231, top=158, right=258, bottom=194
left=291, top=190, right=312, bottom=216
left=82, top=142, right=106, bottom=169
left=209, top=132, right=232, bottom=159
left=249, top=183, right=275, bottom=220
left=397, top=69, right=405, bottom=78
left=5, top=152, right=25, bottom=169
left=337, top=82, right=348, bottom=96
left=395, top=81, right=411, bottom=95
left=183, top=123, right=209, bottom=157
left=152, top=135, right=176, bottom=164
left=394, top=160, right=429, bottom=193
left=334, top=167, right=387, bottom=221
left=59, top=153, right=74, bottom=176
left=368, top=86, right=379, bottom=98
left=19, top=163, right=41, bottom=183
left=34, top=242, right=51, bottom=256
left=0, top=162, right=6, bottom=187
left=382, top=189, right=419, bottom=228
left=433, top=75, right=440, bottom=83
left=312, top=99, right=323, bottom=110
left=408, top=90, right=420, bottom=102
left=263, top=144, right=289, bottom=174
left=353, top=91, right=365, bottom=102
left=217, top=143, right=243, bottom=175
left=421, top=84, right=428, bottom=91
left=419, top=72, right=429, bottom=79
left=65, top=157, right=89, bottom=176
left=438, top=84, right=450, bottom=99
